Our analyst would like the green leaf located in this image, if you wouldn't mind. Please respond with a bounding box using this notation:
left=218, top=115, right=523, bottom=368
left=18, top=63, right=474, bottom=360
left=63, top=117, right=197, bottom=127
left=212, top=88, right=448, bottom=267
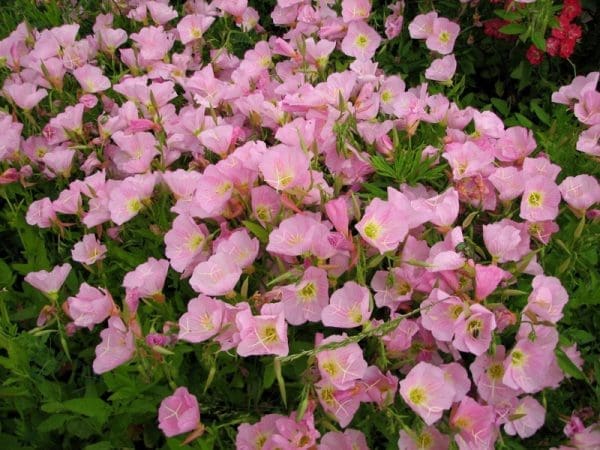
left=43, top=397, right=111, bottom=425
left=263, top=362, right=276, bottom=389
left=555, top=347, right=585, bottom=380
left=38, top=413, right=71, bottom=432
left=514, top=113, right=534, bottom=128
left=491, top=98, right=509, bottom=117
left=0, top=258, right=14, bottom=288
left=242, top=220, right=269, bottom=244
left=494, top=9, right=522, bottom=21
left=530, top=100, right=551, bottom=126
left=531, top=30, right=547, bottom=51
left=499, top=23, right=527, bottom=35
left=84, top=442, right=113, bottom=450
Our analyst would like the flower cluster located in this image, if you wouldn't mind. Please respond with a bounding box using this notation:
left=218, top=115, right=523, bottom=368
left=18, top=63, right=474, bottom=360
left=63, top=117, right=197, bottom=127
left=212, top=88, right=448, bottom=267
left=1, top=0, right=598, bottom=448
left=553, top=72, right=600, bottom=159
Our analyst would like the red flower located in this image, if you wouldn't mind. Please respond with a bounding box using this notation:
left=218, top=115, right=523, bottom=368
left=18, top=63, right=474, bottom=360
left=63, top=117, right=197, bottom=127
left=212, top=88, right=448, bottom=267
left=559, top=38, right=576, bottom=59
left=483, top=18, right=515, bottom=40
left=526, top=45, right=544, bottom=66
left=546, top=36, right=560, bottom=56
left=561, top=0, right=582, bottom=23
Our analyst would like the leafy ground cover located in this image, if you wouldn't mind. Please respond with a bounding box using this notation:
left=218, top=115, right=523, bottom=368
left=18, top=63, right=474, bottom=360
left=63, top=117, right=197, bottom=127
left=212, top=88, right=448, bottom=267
left=0, top=0, right=599, bottom=449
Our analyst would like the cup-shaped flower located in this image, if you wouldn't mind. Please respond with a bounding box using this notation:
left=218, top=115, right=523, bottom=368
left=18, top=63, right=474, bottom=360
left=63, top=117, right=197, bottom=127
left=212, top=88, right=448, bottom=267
left=66, top=283, right=114, bottom=329
left=178, top=295, right=224, bottom=343
left=158, top=387, right=200, bottom=437
left=399, top=362, right=455, bottom=425
left=322, top=281, right=371, bottom=328
left=236, top=309, right=289, bottom=357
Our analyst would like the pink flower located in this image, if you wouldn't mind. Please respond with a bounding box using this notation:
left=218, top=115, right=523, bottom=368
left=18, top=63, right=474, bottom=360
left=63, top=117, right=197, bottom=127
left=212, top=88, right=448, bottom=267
left=259, top=145, right=310, bottom=192
left=111, top=131, right=159, bottom=174
left=564, top=415, right=586, bottom=437
left=452, top=304, right=497, bottom=355
left=236, top=414, right=281, bottom=450
left=66, top=283, right=114, bottom=329
left=443, top=141, right=494, bottom=180
left=559, top=175, right=600, bottom=212
left=475, top=264, right=508, bottom=300
left=97, top=27, right=128, bottom=53
left=470, top=345, right=519, bottom=405
left=399, top=362, right=455, bottom=425
left=146, top=1, right=178, bottom=25
left=341, top=21, right=382, bottom=60
left=281, top=266, right=329, bottom=325
left=73, top=64, right=111, bottom=93
left=520, top=176, right=561, bottom=222
left=26, top=197, right=57, bottom=228
left=267, top=213, right=334, bottom=258
left=420, top=289, right=466, bottom=342
left=92, top=316, right=135, bottom=374
left=122, top=257, right=169, bottom=299
left=504, top=396, right=546, bottom=438
left=320, top=429, right=369, bottom=450
left=412, top=187, right=460, bottom=229
left=496, top=126, right=537, bottom=162
left=214, top=229, right=259, bottom=270
left=409, top=12, right=438, bottom=39
left=158, top=387, right=200, bottom=437
left=189, top=253, right=242, bottom=296
left=341, top=0, right=371, bottom=23
left=108, top=173, right=156, bottom=225
left=25, top=263, right=72, bottom=299
left=322, top=282, right=371, bottom=328
left=503, top=337, right=555, bottom=393
left=523, top=275, right=568, bottom=323
left=574, top=90, right=600, bottom=126
left=236, top=309, right=289, bottom=357
left=71, top=234, right=107, bottom=265
left=164, top=214, right=208, bottom=273
left=130, top=26, right=174, bottom=60
left=441, top=362, right=471, bottom=403
left=425, top=54, right=457, bottom=83
left=178, top=295, right=224, bottom=343
left=398, top=425, right=450, bottom=450
left=483, top=219, right=530, bottom=263
left=315, top=380, right=362, bottom=427
left=576, top=125, right=600, bottom=156
left=552, top=72, right=598, bottom=106
left=316, top=335, right=368, bottom=390
left=355, top=198, right=408, bottom=254
left=370, top=267, right=414, bottom=310
left=251, top=185, right=281, bottom=225
left=44, top=103, right=85, bottom=145
left=450, top=397, right=497, bottom=449
left=360, top=365, right=399, bottom=406
left=3, top=82, right=48, bottom=110
left=425, top=18, right=460, bottom=55
left=177, top=14, right=215, bottom=44
left=489, top=167, right=525, bottom=201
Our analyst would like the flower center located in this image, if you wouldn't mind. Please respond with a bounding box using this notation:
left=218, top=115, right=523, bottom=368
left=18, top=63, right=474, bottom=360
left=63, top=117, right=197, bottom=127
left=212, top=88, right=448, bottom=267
left=511, top=349, right=526, bottom=367
left=298, top=282, right=316, bottom=302
left=527, top=191, right=543, bottom=207
left=363, top=220, right=381, bottom=240
left=467, top=319, right=482, bottom=338
left=186, top=233, right=204, bottom=251
left=416, top=432, right=433, bottom=449
left=261, top=325, right=278, bottom=344
left=355, top=34, right=369, bottom=49
left=439, top=31, right=450, bottom=44
left=408, top=387, right=427, bottom=405
left=322, top=360, right=339, bottom=376
left=488, top=363, right=504, bottom=380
